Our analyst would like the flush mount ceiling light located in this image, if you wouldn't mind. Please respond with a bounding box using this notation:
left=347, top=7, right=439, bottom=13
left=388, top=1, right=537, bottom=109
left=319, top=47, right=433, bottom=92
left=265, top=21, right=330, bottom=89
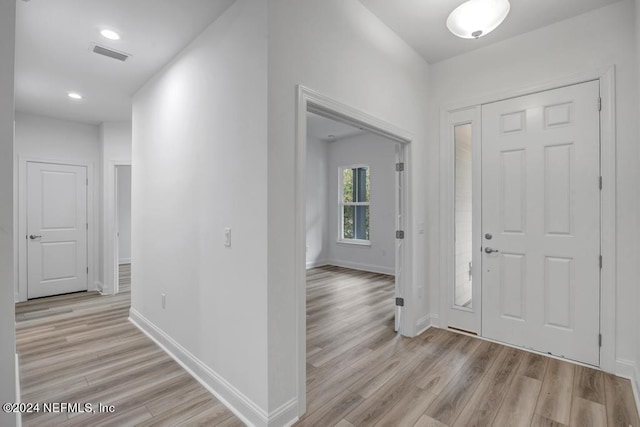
left=100, top=29, right=120, bottom=40
left=447, top=0, right=511, bottom=39
left=67, top=92, right=83, bottom=100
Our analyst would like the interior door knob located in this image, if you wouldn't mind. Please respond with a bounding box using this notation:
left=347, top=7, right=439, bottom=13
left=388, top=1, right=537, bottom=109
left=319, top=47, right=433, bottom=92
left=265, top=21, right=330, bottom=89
left=484, top=247, right=499, bottom=254
left=29, top=234, right=42, bottom=240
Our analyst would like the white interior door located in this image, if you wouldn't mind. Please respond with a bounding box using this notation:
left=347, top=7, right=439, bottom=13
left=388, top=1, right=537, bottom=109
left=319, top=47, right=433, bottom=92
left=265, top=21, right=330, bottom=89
left=27, top=162, right=88, bottom=299
left=481, top=81, right=601, bottom=366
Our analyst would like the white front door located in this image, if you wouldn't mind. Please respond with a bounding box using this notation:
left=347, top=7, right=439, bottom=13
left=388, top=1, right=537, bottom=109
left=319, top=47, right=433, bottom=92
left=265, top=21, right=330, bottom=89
left=27, top=162, right=88, bottom=299
left=481, top=81, right=601, bottom=366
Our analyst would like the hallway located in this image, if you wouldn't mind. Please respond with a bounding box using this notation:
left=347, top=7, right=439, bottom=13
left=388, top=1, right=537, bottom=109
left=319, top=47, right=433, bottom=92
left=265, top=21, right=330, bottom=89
left=15, top=265, right=242, bottom=426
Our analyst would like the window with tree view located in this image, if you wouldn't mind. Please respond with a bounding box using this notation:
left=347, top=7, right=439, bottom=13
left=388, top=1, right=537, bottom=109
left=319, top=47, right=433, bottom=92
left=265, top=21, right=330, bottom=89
left=340, top=165, right=370, bottom=242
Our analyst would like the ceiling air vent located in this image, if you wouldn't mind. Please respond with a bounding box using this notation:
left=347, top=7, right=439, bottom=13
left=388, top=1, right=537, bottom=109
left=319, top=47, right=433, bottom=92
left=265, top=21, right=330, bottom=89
left=92, top=44, right=130, bottom=62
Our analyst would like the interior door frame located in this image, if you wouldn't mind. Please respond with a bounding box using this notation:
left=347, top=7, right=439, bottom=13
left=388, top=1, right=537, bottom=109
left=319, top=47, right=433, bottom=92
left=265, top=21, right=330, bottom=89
left=17, top=157, right=95, bottom=302
left=104, top=160, right=131, bottom=295
left=439, top=66, right=616, bottom=373
left=295, top=85, right=414, bottom=416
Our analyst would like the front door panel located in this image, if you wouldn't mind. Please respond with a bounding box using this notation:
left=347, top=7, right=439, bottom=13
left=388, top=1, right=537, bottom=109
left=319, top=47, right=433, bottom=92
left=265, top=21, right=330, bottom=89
left=481, top=81, right=601, bottom=366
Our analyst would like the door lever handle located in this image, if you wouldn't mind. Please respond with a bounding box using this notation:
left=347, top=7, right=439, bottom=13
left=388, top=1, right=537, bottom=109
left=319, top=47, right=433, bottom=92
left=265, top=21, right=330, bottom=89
left=484, top=247, right=499, bottom=254
left=29, top=234, right=42, bottom=240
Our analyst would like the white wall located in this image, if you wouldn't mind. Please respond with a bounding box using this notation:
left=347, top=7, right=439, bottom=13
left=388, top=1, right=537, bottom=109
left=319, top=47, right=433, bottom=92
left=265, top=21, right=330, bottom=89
left=268, top=0, right=431, bottom=417
left=131, top=0, right=269, bottom=424
left=429, top=0, right=638, bottom=372
left=0, top=1, right=17, bottom=425
left=116, top=165, right=132, bottom=263
left=100, top=121, right=132, bottom=293
left=14, top=112, right=101, bottom=301
left=306, top=132, right=397, bottom=275
left=327, top=133, right=396, bottom=275
left=305, top=136, right=329, bottom=268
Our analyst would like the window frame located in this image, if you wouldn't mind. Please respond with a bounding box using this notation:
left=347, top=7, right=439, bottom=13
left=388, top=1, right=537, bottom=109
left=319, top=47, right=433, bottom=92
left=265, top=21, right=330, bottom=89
left=338, top=164, right=371, bottom=246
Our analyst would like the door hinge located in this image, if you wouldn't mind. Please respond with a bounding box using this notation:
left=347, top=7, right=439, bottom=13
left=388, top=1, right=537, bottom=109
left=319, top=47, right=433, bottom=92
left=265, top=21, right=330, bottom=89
left=86, top=267, right=89, bottom=274
left=86, top=223, right=89, bottom=230
left=395, top=297, right=404, bottom=307
left=86, top=178, right=88, bottom=186
left=599, top=255, right=603, bottom=269
left=396, top=230, right=405, bottom=239
left=395, top=162, right=404, bottom=172
left=599, top=333, right=602, bottom=347
left=599, top=176, right=603, bottom=190
left=597, top=97, right=602, bottom=112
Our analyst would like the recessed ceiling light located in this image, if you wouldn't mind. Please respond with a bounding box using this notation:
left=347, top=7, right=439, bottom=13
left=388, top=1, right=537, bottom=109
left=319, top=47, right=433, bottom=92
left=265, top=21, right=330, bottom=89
left=100, top=29, right=120, bottom=41
left=447, top=0, right=511, bottom=39
left=68, top=92, right=83, bottom=100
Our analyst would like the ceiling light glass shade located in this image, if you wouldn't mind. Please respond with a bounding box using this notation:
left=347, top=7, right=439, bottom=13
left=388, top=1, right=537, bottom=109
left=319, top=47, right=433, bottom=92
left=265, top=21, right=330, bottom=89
left=447, top=0, right=510, bottom=39
left=68, top=92, right=82, bottom=100
left=100, top=29, right=120, bottom=40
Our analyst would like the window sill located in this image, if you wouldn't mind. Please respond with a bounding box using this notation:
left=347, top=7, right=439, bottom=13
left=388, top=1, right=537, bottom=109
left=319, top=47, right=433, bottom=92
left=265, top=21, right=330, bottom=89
left=336, top=239, right=371, bottom=247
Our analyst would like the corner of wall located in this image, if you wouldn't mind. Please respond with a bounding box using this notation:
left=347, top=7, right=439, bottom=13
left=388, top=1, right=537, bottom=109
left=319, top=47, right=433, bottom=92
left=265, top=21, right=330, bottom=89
left=416, top=314, right=431, bottom=336
left=129, top=309, right=269, bottom=427
left=267, top=398, right=298, bottom=427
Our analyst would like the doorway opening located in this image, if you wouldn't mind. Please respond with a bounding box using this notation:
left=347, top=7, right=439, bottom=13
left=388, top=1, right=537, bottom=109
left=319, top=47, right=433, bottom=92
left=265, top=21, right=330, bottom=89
left=296, top=86, right=413, bottom=416
left=115, top=165, right=132, bottom=294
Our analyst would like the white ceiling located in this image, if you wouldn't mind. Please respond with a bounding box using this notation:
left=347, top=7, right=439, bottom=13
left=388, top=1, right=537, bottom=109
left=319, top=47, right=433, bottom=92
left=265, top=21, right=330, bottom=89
left=307, top=112, right=366, bottom=142
left=358, top=0, right=622, bottom=63
left=15, top=0, right=236, bottom=125
left=15, top=0, right=624, bottom=125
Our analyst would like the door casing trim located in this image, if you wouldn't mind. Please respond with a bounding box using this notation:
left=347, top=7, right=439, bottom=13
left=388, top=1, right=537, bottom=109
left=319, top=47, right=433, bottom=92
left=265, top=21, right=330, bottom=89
left=295, top=85, right=414, bottom=416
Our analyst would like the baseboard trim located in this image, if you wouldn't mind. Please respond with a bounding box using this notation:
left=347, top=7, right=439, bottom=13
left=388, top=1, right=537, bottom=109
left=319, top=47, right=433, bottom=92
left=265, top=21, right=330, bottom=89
left=615, top=358, right=636, bottom=379
left=129, top=308, right=268, bottom=426
left=416, top=315, right=431, bottom=336
left=429, top=314, right=441, bottom=328
left=268, top=398, right=298, bottom=427
left=326, top=260, right=395, bottom=275
left=616, top=359, right=640, bottom=420
left=15, top=353, right=21, bottom=427
left=306, top=259, right=328, bottom=269
left=633, top=365, right=640, bottom=421
left=93, top=281, right=103, bottom=293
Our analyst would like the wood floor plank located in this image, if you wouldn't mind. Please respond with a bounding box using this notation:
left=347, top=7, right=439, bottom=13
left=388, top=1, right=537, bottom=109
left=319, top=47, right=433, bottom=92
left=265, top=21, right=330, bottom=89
left=573, top=365, right=606, bottom=405
left=414, top=333, right=481, bottom=393
left=535, top=359, right=575, bottom=425
left=344, top=351, right=439, bottom=426
left=603, top=372, right=640, bottom=427
left=413, top=414, right=448, bottom=427
left=296, top=389, right=364, bottom=427
left=453, top=346, right=523, bottom=426
left=519, top=351, right=550, bottom=381
left=373, top=386, right=438, bottom=427
left=569, top=396, right=607, bottom=427
left=492, top=375, right=543, bottom=427
left=422, top=340, right=501, bottom=425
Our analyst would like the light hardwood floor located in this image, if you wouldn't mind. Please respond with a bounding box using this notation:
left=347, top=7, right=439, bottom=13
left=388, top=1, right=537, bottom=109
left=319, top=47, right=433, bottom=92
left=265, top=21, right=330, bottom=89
left=16, top=264, right=242, bottom=426
left=297, top=266, right=640, bottom=427
left=15, top=265, right=640, bottom=426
